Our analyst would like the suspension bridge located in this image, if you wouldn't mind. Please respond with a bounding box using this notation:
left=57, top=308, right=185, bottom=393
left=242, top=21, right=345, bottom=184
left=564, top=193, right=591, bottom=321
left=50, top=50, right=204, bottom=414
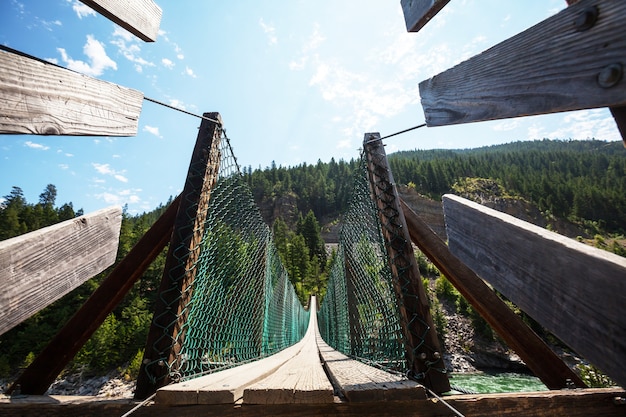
left=1, top=1, right=625, bottom=415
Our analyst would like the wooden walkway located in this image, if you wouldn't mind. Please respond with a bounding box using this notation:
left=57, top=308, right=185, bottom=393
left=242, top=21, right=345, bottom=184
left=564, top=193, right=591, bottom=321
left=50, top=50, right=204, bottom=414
left=157, top=296, right=425, bottom=405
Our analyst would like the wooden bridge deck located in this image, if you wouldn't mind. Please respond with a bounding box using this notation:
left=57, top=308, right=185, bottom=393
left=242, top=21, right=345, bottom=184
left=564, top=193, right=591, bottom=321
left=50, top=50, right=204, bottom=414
left=157, top=296, right=425, bottom=405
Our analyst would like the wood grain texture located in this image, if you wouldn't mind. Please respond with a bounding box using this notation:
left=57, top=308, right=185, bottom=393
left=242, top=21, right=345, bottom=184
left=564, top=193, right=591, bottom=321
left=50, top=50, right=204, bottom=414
left=2, top=388, right=626, bottom=417
left=419, top=0, right=626, bottom=126
left=363, top=133, right=450, bottom=394
left=136, top=113, right=222, bottom=399
left=79, top=0, right=162, bottom=42
left=243, top=297, right=334, bottom=404
left=0, top=47, right=143, bottom=136
left=316, top=333, right=426, bottom=402
left=443, top=194, right=626, bottom=389
left=156, top=341, right=304, bottom=405
left=9, top=197, right=179, bottom=396
left=400, top=0, right=450, bottom=32
left=400, top=198, right=585, bottom=390
left=0, top=206, right=122, bottom=335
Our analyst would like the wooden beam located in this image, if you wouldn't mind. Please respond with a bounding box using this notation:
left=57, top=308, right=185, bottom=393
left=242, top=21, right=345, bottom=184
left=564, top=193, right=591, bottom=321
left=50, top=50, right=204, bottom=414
left=363, top=133, right=450, bottom=394
left=399, top=198, right=586, bottom=390
left=7, top=196, right=179, bottom=396
left=419, top=0, right=626, bottom=126
left=79, top=0, right=162, bottom=42
left=135, top=113, right=222, bottom=399
left=316, top=331, right=427, bottom=402
left=609, top=105, right=626, bottom=145
left=0, top=46, right=143, bottom=136
left=2, top=388, right=626, bottom=416
left=157, top=339, right=305, bottom=405
left=442, top=194, right=626, bottom=388
left=400, top=0, right=450, bottom=33
left=243, top=298, right=334, bottom=404
left=0, top=206, right=121, bottom=336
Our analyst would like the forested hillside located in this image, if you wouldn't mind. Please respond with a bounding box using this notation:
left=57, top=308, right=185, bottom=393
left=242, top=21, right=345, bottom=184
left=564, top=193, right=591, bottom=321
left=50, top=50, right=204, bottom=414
left=1, top=138, right=624, bottom=381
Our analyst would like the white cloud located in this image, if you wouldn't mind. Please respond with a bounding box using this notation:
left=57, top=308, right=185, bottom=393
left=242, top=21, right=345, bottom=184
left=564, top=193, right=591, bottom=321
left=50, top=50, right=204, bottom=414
left=57, top=35, right=117, bottom=76
left=92, top=162, right=128, bottom=182
left=547, top=109, right=621, bottom=141
left=94, top=189, right=141, bottom=206
left=337, top=139, right=351, bottom=149
left=492, top=119, right=521, bottom=132
left=169, top=98, right=187, bottom=110
left=111, top=27, right=154, bottom=73
left=162, top=58, right=174, bottom=69
left=59, top=164, right=69, bottom=170
left=143, top=125, right=163, bottom=138
left=185, top=66, right=196, bottom=78
left=289, top=24, right=325, bottom=70
left=24, top=141, right=49, bottom=150
left=71, top=0, right=96, bottom=19
left=259, top=18, right=278, bottom=45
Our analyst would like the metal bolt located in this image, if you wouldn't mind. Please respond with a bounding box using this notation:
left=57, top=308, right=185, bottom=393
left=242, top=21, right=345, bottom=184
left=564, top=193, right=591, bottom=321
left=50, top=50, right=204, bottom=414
left=433, top=351, right=441, bottom=360
left=574, top=6, right=598, bottom=32
left=597, top=63, right=623, bottom=88
left=419, top=352, right=428, bottom=361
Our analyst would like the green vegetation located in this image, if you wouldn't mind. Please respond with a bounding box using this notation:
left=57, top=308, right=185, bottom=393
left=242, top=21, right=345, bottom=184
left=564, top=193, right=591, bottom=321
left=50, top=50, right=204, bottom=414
left=0, top=138, right=623, bottom=381
left=389, top=139, right=626, bottom=234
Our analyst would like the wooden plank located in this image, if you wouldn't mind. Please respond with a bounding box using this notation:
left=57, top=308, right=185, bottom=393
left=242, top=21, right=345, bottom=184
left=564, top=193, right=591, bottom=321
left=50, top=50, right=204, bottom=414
left=0, top=206, right=121, bottom=336
left=0, top=46, right=143, bottom=136
left=400, top=198, right=586, bottom=390
left=156, top=340, right=305, bottom=405
left=609, top=105, right=626, bottom=145
left=8, top=196, right=179, bottom=396
left=363, top=133, right=450, bottom=394
left=243, top=297, right=334, bottom=404
left=400, top=0, right=450, bottom=33
left=442, top=194, right=626, bottom=389
left=316, top=332, right=426, bottom=402
left=79, top=0, right=162, bottom=42
left=419, top=0, right=626, bottom=126
left=2, top=388, right=626, bottom=417
left=135, top=113, right=223, bottom=399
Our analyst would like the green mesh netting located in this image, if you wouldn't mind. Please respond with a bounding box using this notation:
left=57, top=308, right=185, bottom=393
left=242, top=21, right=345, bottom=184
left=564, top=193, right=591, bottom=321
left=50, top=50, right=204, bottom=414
left=317, top=154, right=407, bottom=373
left=145, top=131, right=308, bottom=383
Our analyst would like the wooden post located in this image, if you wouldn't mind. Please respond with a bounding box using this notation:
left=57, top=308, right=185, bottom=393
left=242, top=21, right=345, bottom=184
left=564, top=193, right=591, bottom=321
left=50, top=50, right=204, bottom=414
left=6, top=196, right=180, bottom=395
left=135, top=113, right=222, bottom=399
left=78, top=0, right=162, bottom=42
left=0, top=46, right=143, bottom=136
left=363, top=133, right=450, bottom=394
left=418, top=0, right=626, bottom=127
left=0, top=206, right=122, bottom=336
left=400, top=197, right=586, bottom=389
left=442, top=194, right=626, bottom=388
left=400, top=0, right=450, bottom=33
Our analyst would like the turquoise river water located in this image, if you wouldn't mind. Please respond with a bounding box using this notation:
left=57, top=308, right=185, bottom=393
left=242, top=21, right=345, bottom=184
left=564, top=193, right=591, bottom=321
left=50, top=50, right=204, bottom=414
left=449, top=372, right=548, bottom=394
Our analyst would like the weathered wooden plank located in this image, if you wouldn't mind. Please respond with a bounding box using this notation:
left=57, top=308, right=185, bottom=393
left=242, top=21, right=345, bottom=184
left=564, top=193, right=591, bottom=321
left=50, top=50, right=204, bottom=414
left=3, top=388, right=626, bottom=417
left=419, top=0, right=626, bottom=126
left=363, top=133, right=450, bottom=394
left=136, top=113, right=222, bottom=399
left=400, top=0, right=450, bottom=32
left=156, top=340, right=305, bottom=405
left=8, top=196, right=179, bottom=396
left=0, top=206, right=121, bottom=336
left=0, top=46, right=143, bottom=136
left=243, top=297, right=334, bottom=404
left=79, top=0, right=162, bottom=42
left=316, top=332, right=426, bottom=402
left=400, top=198, right=585, bottom=390
left=443, top=193, right=626, bottom=389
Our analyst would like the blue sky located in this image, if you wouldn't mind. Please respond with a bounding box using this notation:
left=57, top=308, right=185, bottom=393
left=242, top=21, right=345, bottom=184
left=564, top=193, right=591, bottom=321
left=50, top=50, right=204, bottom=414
left=0, top=0, right=621, bottom=215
